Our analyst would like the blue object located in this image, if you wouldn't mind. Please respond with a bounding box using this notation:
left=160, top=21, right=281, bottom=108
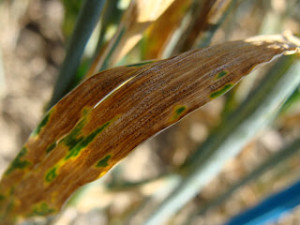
left=224, top=179, right=300, bottom=225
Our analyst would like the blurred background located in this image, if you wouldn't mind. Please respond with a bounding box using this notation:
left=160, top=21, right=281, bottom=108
left=0, top=0, right=300, bottom=224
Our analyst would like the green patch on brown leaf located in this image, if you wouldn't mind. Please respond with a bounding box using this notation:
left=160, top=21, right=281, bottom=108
left=4, top=147, right=31, bottom=175
left=216, top=70, right=229, bottom=79
left=45, top=167, right=58, bottom=183
left=171, top=105, right=187, bottom=121
left=96, top=155, right=111, bottom=168
left=28, top=202, right=56, bottom=216
left=64, top=120, right=112, bottom=160
left=210, top=83, right=234, bottom=99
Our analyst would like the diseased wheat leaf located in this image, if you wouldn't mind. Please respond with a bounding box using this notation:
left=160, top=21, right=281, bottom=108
left=0, top=66, right=141, bottom=188
left=0, top=34, right=299, bottom=222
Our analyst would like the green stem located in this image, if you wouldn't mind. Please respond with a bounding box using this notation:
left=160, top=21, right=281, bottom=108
left=91, top=0, right=123, bottom=63
left=48, top=0, right=107, bottom=108
left=100, top=26, right=125, bottom=71
left=106, top=172, right=175, bottom=192
left=197, top=138, right=300, bottom=216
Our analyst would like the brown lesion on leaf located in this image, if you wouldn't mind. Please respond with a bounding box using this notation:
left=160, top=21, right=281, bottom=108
left=242, top=64, right=258, bottom=75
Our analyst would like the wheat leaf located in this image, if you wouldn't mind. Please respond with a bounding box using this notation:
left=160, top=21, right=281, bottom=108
left=0, top=34, right=298, bottom=222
